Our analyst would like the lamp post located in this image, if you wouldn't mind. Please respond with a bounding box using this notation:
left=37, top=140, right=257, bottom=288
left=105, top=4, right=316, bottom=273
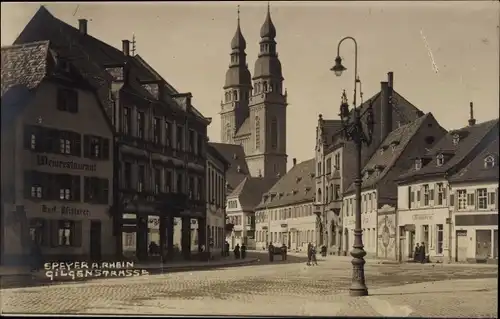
left=330, top=36, right=374, bottom=297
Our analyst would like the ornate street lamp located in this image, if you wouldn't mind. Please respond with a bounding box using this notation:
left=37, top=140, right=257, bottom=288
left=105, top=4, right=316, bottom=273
left=331, top=36, right=374, bottom=297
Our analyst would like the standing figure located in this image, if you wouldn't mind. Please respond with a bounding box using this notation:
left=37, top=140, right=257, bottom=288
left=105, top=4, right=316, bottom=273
left=241, top=244, right=247, bottom=259
left=268, top=243, right=275, bottom=262
left=224, top=241, right=230, bottom=257
left=307, top=243, right=312, bottom=266
left=234, top=244, right=240, bottom=259
left=311, top=245, right=318, bottom=266
left=281, top=243, right=287, bottom=261
left=413, top=243, right=420, bottom=262
left=420, top=242, right=426, bottom=264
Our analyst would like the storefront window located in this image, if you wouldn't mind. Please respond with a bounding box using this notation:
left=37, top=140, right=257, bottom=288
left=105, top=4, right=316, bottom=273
left=58, top=221, right=74, bottom=246
left=436, top=224, right=444, bottom=254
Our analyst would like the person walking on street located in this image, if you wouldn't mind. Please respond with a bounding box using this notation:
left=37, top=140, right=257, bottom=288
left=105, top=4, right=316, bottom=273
left=419, top=242, right=426, bottom=264
left=268, top=242, right=275, bottom=262
left=224, top=241, right=230, bottom=257
left=30, top=240, right=43, bottom=272
left=306, top=243, right=312, bottom=266
left=241, top=244, right=247, bottom=259
left=311, top=244, right=318, bottom=266
left=281, top=243, right=287, bottom=261
left=413, top=243, right=420, bottom=262
left=234, top=244, right=240, bottom=259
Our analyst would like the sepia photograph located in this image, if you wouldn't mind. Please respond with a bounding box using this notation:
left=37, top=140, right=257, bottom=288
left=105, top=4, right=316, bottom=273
left=1, top=1, right=498, bottom=317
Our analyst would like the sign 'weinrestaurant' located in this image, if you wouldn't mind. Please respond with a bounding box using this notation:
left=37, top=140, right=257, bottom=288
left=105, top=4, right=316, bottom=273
left=36, top=155, right=96, bottom=172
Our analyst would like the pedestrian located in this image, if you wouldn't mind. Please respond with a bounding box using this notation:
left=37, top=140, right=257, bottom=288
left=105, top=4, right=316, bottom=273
left=30, top=240, right=43, bottom=272
left=241, top=244, right=247, bottom=259
left=311, top=244, right=318, bottom=266
left=419, top=242, right=426, bottom=264
left=413, top=243, right=420, bottom=262
left=268, top=242, right=274, bottom=262
left=224, top=241, right=230, bottom=257
left=306, top=242, right=312, bottom=266
left=234, top=244, right=240, bottom=259
left=281, top=243, right=287, bottom=261
left=321, top=245, right=327, bottom=257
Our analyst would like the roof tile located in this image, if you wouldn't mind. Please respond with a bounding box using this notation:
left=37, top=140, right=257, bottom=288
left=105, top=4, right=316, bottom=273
left=230, top=176, right=279, bottom=211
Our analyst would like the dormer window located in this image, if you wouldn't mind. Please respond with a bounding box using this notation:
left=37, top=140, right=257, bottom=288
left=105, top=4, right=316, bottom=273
left=436, top=154, right=445, bottom=167
left=391, top=141, right=400, bottom=152
left=484, top=155, right=495, bottom=168
left=380, top=145, right=388, bottom=154
left=452, top=134, right=460, bottom=145
left=415, top=159, right=422, bottom=170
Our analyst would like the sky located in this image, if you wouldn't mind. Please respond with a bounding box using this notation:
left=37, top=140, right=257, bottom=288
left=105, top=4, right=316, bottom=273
left=1, top=1, right=499, bottom=166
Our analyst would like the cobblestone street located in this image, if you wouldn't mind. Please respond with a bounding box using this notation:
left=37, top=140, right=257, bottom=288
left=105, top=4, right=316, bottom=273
left=1, top=256, right=497, bottom=316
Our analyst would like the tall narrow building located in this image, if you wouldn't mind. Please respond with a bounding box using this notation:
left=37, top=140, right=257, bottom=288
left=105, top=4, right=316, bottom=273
left=247, top=4, right=287, bottom=178
left=220, top=7, right=252, bottom=145
left=220, top=5, right=288, bottom=178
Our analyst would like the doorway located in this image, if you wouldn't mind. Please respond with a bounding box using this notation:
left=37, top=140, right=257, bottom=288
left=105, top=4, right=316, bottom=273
left=408, top=230, right=415, bottom=258
left=456, top=230, right=468, bottom=262
left=475, top=229, right=491, bottom=261
left=90, top=221, right=102, bottom=261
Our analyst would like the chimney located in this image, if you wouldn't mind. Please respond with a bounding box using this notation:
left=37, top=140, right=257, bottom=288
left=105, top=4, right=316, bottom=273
left=293, top=158, right=297, bottom=166
left=380, top=81, right=392, bottom=142
left=78, top=19, right=88, bottom=35
left=387, top=72, right=394, bottom=89
left=468, top=102, right=476, bottom=126
left=122, top=40, right=130, bottom=56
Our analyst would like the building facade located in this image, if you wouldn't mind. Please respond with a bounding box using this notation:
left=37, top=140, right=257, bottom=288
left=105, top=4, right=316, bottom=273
left=1, top=41, right=116, bottom=264
left=14, top=7, right=212, bottom=262
left=226, top=176, right=277, bottom=249
left=449, top=134, right=498, bottom=263
left=206, top=143, right=230, bottom=255
left=396, top=112, right=498, bottom=263
left=255, top=159, right=316, bottom=251
left=220, top=6, right=288, bottom=178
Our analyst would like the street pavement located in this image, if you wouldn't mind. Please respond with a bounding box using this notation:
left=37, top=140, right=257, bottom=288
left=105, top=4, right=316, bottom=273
left=1, top=252, right=497, bottom=316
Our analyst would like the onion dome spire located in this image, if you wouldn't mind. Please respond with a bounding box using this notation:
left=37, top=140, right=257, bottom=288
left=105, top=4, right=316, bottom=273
left=260, top=2, right=276, bottom=39
left=231, top=5, right=246, bottom=50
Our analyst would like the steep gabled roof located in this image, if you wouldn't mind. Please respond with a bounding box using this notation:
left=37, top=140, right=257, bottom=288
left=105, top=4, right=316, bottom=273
left=235, top=117, right=251, bottom=137
left=345, top=113, right=432, bottom=194
left=209, top=142, right=249, bottom=192
left=1, top=41, right=50, bottom=95
left=397, top=118, right=499, bottom=183
left=449, top=134, right=499, bottom=184
left=255, top=158, right=316, bottom=210
left=229, top=176, right=279, bottom=211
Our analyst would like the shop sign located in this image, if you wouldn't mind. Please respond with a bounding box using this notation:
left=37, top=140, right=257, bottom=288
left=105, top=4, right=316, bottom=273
left=42, top=204, right=90, bottom=217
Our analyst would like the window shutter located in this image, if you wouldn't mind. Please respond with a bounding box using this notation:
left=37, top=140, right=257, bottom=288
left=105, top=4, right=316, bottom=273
left=83, top=135, right=90, bottom=158
left=42, top=219, right=50, bottom=247
left=430, top=189, right=434, bottom=201
left=443, top=187, right=447, bottom=205
left=56, top=89, right=65, bottom=110
left=102, top=138, right=110, bottom=160
left=74, top=133, right=81, bottom=157
left=50, top=220, right=59, bottom=247
left=71, top=90, right=79, bottom=113
left=23, top=126, right=31, bottom=149
left=469, top=192, right=475, bottom=207
left=73, top=221, right=83, bottom=247
left=450, top=193, right=455, bottom=207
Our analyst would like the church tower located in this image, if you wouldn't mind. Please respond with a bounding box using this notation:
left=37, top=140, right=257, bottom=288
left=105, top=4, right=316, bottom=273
left=247, top=4, right=288, bottom=178
left=220, top=6, right=252, bottom=144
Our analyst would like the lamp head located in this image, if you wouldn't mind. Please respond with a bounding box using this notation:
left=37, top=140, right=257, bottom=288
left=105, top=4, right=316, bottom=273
left=330, top=56, right=347, bottom=77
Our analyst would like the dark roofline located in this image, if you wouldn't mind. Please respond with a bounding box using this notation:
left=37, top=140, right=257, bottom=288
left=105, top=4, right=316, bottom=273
left=207, top=143, right=230, bottom=171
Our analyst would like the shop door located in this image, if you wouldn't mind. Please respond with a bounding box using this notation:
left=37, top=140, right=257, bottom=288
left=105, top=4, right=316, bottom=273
left=90, top=221, right=102, bottom=261
left=476, top=230, right=491, bottom=260
left=456, top=230, right=468, bottom=262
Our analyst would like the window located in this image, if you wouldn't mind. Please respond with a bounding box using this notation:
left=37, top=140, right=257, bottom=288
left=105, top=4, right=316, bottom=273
left=24, top=171, right=80, bottom=201
left=176, top=125, right=184, bottom=150
left=452, top=134, right=460, bottom=145
left=123, top=162, right=132, bottom=189
left=326, top=158, right=332, bottom=174
left=188, top=176, right=195, bottom=199
left=484, top=156, right=495, bottom=168
left=477, top=188, right=487, bottom=209
left=436, top=183, right=446, bottom=206
left=84, top=177, right=109, bottom=204
left=197, top=133, right=203, bottom=156
left=58, top=220, right=74, bottom=246
left=154, top=168, right=161, bottom=194
left=334, top=185, right=341, bottom=200
left=29, top=219, right=46, bottom=245
left=165, top=170, right=173, bottom=192
left=436, top=154, right=445, bottom=166
left=197, top=177, right=203, bottom=201
left=408, top=187, right=414, bottom=208
left=122, top=107, right=131, bottom=135
left=225, top=123, right=232, bottom=143
left=488, top=190, right=497, bottom=208
left=137, top=111, right=145, bottom=139
left=57, top=88, right=78, bottom=113
left=423, top=184, right=430, bottom=206
left=138, top=165, right=145, bottom=192
left=457, top=190, right=467, bottom=210
left=436, top=224, right=444, bottom=254
left=368, top=193, right=372, bottom=211
left=84, top=135, right=110, bottom=160
left=153, top=117, right=161, bottom=145
left=124, top=233, right=135, bottom=247
left=270, top=117, right=278, bottom=150
left=165, top=121, right=171, bottom=147
left=334, top=154, right=340, bottom=170
left=25, top=126, right=40, bottom=151
left=188, top=130, right=195, bottom=153
left=255, top=116, right=261, bottom=150
left=416, top=189, right=421, bottom=204
left=177, top=173, right=183, bottom=193
left=317, top=162, right=322, bottom=176
left=415, top=159, right=422, bottom=170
